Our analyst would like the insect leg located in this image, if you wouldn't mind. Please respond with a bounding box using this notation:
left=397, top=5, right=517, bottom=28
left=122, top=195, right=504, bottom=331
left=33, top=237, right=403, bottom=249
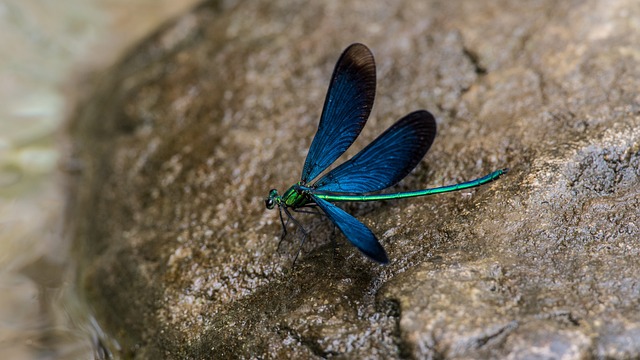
left=292, top=205, right=326, bottom=217
left=330, top=223, right=338, bottom=264
left=282, top=206, right=309, bottom=267
left=276, top=206, right=290, bottom=253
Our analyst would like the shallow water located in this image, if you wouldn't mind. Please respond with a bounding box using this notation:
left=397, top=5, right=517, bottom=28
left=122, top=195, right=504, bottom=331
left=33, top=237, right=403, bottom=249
left=0, top=1, right=199, bottom=358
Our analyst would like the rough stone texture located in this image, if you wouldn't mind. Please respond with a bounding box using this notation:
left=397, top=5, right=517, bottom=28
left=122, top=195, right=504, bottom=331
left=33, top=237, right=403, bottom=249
left=67, top=0, right=640, bottom=358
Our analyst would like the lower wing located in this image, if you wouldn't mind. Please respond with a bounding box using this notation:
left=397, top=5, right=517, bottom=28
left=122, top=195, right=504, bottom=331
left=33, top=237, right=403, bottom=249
left=313, top=196, right=388, bottom=264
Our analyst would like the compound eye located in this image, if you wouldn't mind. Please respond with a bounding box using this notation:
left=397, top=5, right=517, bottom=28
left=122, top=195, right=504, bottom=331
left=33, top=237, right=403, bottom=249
left=265, top=198, right=274, bottom=209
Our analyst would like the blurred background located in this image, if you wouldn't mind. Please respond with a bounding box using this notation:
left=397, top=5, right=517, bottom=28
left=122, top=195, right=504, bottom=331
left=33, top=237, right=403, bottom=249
left=0, top=0, right=200, bottom=358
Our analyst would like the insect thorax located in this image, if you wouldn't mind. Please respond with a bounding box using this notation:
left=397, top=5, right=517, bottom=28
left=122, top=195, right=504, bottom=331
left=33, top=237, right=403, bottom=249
left=282, top=182, right=310, bottom=208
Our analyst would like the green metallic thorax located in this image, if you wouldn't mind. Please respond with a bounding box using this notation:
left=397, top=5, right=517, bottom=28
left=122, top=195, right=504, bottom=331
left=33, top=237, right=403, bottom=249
left=282, top=182, right=310, bottom=208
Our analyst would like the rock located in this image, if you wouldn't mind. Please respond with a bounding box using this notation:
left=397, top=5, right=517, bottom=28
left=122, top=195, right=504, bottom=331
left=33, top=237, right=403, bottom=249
left=67, top=0, right=640, bottom=358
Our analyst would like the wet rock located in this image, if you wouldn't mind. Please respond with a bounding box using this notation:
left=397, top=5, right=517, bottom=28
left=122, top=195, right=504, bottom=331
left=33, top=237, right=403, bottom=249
left=67, top=0, right=640, bottom=358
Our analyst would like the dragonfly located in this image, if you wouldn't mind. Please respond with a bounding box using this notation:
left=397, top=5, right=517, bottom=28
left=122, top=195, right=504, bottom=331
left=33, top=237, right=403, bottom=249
left=265, top=43, right=507, bottom=264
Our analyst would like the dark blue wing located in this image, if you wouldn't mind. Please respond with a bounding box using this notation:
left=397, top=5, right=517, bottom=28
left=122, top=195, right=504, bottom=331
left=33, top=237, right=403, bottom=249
left=313, top=196, right=388, bottom=263
left=301, top=43, right=376, bottom=183
left=313, top=110, right=436, bottom=193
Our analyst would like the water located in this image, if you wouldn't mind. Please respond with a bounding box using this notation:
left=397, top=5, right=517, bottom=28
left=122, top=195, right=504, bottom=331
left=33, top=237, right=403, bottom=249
left=0, top=1, right=199, bottom=358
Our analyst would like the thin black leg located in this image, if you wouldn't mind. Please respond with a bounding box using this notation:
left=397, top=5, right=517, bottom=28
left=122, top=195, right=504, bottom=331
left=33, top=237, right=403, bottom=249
left=276, top=206, right=289, bottom=253
left=282, top=206, right=309, bottom=267
left=331, top=224, right=338, bottom=265
left=292, top=207, right=326, bottom=217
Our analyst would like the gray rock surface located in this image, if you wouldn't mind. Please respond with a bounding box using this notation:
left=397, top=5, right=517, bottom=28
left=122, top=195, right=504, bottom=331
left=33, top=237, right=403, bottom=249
left=67, top=0, right=640, bottom=358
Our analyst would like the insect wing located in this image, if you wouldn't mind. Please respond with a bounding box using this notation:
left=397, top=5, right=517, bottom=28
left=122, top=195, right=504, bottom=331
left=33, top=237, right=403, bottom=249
left=313, top=196, right=389, bottom=263
left=313, top=110, right=436, bottom=193
left=301, top=43, right=376, bottom=183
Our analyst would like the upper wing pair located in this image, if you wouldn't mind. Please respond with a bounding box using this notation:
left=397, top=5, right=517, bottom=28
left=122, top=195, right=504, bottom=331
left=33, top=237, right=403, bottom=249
left=301, top=43, right=437, bottom=193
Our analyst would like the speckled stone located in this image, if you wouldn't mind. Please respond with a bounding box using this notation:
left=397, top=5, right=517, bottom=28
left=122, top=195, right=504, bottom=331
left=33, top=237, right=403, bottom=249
left=68, top=0, right=640, bottom=358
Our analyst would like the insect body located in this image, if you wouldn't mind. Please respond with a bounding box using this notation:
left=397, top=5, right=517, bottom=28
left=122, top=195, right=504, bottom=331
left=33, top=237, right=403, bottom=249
left=265, top=43, right=507, bottom=264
